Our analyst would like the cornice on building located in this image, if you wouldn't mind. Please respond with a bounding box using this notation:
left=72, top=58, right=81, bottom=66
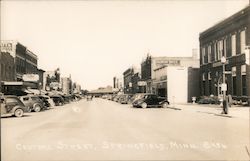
left=200, top=5, right=250, bottom=39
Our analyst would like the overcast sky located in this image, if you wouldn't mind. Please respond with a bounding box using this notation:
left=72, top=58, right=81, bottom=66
left=1, top=0, right=249, bottom=90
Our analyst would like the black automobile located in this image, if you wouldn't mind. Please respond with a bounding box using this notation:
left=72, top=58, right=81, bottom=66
left=61, top=95, right=71, bottom=104
left=38, top=95, right=51, bottom=109
left=50, top=95, right=64, bottom=106
left=132, top=94, right=169, bottom=108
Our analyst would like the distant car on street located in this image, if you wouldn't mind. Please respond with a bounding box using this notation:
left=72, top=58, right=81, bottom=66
left=87, top=95, right=93, bottom=101
left=132, top=94, right=169, bottom=108
left=1, top=95, right=29, bottom=117
left=19, top=95, right=45, bottom=112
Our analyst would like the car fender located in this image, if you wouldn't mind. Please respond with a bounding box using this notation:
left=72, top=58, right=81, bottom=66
left=159, top=100, right=170, bottom=105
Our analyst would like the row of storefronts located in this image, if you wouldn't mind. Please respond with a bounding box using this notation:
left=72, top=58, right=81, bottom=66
left=0, top=41, right=82, bottom=95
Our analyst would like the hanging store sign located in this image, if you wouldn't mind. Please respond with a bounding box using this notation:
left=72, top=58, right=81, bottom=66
left=138, top=81, right=147, bottom=86
left=22, top=74, right=39, bottom=82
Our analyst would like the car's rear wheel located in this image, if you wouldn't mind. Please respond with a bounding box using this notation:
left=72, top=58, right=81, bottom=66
left=162, top=102, right=168, bottom=108
left=141, top=102, right=147, bottom=109
left=14, top=108, right=24, bottom=117
left=33, top=104, right=41, bottom=112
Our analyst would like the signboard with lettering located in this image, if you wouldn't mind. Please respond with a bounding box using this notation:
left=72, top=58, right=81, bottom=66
left=138, top=81, right=147, bottom=86
left=156, top=60, right=180, bottom=66
left=0, top=41, right=16, bottom=57
left=22, top=74, right=39, bottom=82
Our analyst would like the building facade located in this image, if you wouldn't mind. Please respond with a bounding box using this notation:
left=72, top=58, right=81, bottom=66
left=123, top=68, right=134, bottom=94
left=141, top=53, right=199, bottom=94
left=1, top=41, right=38, bottom=81
left=199, top=5, right=250, bottom=102
left=0, top=52, right=16, bottom=92
left=43, top=68, right=61, bottom=91
left=61, top=77, right=72, bottom=95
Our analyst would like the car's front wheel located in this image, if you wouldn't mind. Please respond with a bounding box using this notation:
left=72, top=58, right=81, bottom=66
left=33, top=104, right=42, bottom=112
left=14, top=108, right=24, bottom=117
left=141, top=102, right=147, bottom=109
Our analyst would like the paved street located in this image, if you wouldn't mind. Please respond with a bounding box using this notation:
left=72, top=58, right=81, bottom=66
left=1, top=98, right=249, bottom=160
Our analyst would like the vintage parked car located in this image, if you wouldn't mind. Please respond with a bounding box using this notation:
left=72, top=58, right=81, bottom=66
left=61, top=95, right=71, bottom=104
left=1, top=95, right=29, bottom=117
left=38, top=95, right=51, bottom=109
left=132, top=94, right=169, bottom=108
left=118, top=94, right=133, bottom=104
left=50, top=95, right=65, bottom=106
left=19, top=95, right=45, bottom=112
left=130, top=93, right=150, bottom=103
left=86, top=95, right=93, bottom=101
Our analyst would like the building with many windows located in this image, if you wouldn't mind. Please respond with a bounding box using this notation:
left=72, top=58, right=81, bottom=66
left=0, top=52, right=16, bottom=92
left=199, top=5, right=250, bottom=102
left=0, top=41, right=38, bottom=81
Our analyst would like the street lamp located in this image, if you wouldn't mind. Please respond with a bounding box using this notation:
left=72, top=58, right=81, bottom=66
left=221, top=56, right=228, bottom=114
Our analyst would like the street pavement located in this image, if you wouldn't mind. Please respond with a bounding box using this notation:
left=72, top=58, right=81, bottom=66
left=1, top=98, right=249, bottom=160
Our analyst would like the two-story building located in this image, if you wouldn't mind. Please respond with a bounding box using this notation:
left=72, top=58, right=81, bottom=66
left=199, top=5, right=250, bottom=103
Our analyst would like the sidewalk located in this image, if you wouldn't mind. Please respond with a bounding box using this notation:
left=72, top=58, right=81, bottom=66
left=173, top=103, right=250, bottom=119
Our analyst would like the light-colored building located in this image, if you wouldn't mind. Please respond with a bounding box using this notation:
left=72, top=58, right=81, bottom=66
left=153, top=66, right=199, bottom=103
left=61, top=77, right=72, bottom=95
left=141, top=52, right=199, bottom=93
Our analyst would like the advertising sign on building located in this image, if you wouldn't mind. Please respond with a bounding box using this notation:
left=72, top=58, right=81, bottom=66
left=22, top=74, right=39, bottom=82
left=155, top=60, right=180, bottom=66
left=138, top=81, right=147, bottom=86
left=50, top=82, right=60, bottom=90
left=0, top=41, right=16, bottom=57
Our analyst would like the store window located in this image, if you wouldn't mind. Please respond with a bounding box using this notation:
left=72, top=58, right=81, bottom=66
left=208, top=72, right=212, bottom=95
left=241, top=65, right=247, bottom=96
left=231, top=34, right=236, bottom=56
left=232, top=67, right=237, bottom=95
left=202, top=73, right=206, bottom=95
left=240, top=30, right=246, bottom=54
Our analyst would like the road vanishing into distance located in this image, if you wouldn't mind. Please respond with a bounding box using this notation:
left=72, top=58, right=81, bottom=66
left=1, top=98, right=249, bottom=160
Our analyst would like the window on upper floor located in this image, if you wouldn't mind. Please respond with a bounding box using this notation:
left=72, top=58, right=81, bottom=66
left=223, top=39, right=227, bottom=57
left=208, top=45, right=211, bottom=63
left=214, top=43, right=218, bottom=61
left=240, top=30, right=246, bottom=54
left=231, top=34, right=236, bottom=56
left=218, top=40, right=223, bottom=60
left=202, top=47, right=206, bottom=64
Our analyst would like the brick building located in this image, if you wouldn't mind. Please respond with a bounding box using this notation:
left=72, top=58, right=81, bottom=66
left=0, top=52, right=16, bottom=92
left=1, top=41, right=38, bottom=81
left=199, top=5, right=250, bottom=102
